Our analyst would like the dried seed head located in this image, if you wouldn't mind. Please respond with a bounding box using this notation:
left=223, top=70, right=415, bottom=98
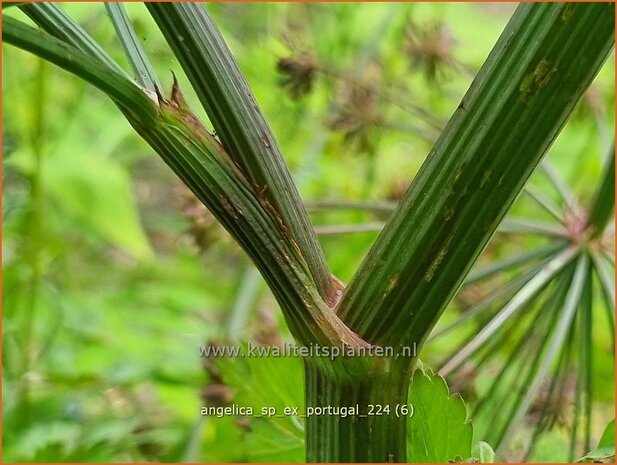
left=328, top=66, right=382, bottom=154
left=253, top=307, right=283, bottom=347
left=277, top=52, right=318, bottom=100
left=405, top=20, right=457, bottom=81
left=177, top=184, right=228, bottom=252
left=573, top=82, right=608, bottom=121
left=528, top=374, right=576, bottom=428
left=202, top=383, right=235, bottom=407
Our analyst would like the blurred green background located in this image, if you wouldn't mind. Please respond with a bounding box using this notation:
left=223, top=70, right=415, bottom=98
left=2, top=2, right=614, bottom=462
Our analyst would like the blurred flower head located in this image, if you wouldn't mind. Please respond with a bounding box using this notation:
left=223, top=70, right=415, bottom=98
left=177, top=184, right=227, bottom=252
left=573, top=82, right=610, bottom=122
left=277, top=51, right=318, bottom=100
left=528, top=374, right=576, bottom=429
left=328, top=65, right=383, bottom=154
left=405, top=20, right=457, bottom=81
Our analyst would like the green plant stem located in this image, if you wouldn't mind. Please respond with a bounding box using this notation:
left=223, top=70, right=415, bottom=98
left=133, top=109, right=362, bottom=348
left=145, top=3, right=334, bottom=303
left=337, top=3, right=614, bottom=354
left=2, top=16, right=157, bottom=124
left=5, top=4, right=614, bottom=462
left=586, top=144, right=615, bottom=238
left=304, top=357, right=412, bottom=462
left=105, top=2, right=161, bottom=91
left=20, top=2, right=129, bottom=78
left=2, top=16, right=365, bottom=349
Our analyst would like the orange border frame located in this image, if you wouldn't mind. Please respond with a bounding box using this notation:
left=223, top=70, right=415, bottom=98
left=0, top=1, right=615, bottom=464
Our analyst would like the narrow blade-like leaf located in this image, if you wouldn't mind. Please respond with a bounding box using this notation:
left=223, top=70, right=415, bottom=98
left=440, top=247, right=578, bottom=375
left=523, top=186, right=566, bottom=224
left=498, top=217, right=568, bottom=237
left=540, top=160, right=577, bottom=209
left=464, top=242, right=565, bottom=285
left=430, top=250, right=566, bottom=340
left=498, top=255, right=589, bottom=449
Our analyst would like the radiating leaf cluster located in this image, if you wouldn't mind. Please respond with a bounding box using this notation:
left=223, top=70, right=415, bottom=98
left=432, top=157, right=615, bottom=459
left=407, top=369, right=473, bottom=463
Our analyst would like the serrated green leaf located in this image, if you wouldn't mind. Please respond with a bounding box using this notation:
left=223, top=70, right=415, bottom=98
left=473, top=441, right=496, bottom=463
left=213, top=347, right=305, bottom=462
left=598, top=419, right=615, bottom=449
left=407, top=369, right=473, bottom=463
left=577, top=447, right=615, bottom=463
left=245, top=420, right=304, bottom=463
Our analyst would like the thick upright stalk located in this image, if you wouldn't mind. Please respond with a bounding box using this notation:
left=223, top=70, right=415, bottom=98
left=305, top=357, right=413, bottom=462
left=337, top=3, right=614, bottom=352
left=308, top=3, right=613, bottom=461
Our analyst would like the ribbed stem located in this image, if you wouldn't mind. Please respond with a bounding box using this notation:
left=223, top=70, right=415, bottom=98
left=20, top=3, right=129, bottom=77
left=146, top=3, right=334, bottom=302
left=304, top=357, right=413, bottom=462
left=586, top=145, right=615, bottom=238
left=337, top=2, right=614, bottom=349
left=2, top=14, right=367, bottom=350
